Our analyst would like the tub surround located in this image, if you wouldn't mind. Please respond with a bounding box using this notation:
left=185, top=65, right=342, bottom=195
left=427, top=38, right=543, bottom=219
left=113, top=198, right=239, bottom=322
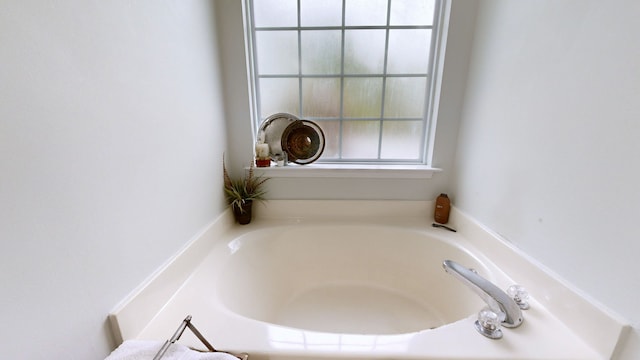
left=108, top=211, right=236, bottom=345
left=109, top=200, right=629, bottom=359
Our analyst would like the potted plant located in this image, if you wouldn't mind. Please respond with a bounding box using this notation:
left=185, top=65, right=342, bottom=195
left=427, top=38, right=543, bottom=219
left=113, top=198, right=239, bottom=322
left=223, top=159, right=269, bottom=225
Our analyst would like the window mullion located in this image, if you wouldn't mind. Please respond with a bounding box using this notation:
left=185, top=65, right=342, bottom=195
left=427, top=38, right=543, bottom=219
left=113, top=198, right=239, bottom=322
left=297, top=0, right=303, bottom=117
left=248, top=0, right=261, bottom=128
left=338, top=0, right=346, bottom=160
left=378, top=0, right=393, bottom=160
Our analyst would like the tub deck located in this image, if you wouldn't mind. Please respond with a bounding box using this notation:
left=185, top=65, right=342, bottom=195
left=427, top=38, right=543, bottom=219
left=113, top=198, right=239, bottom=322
left=109, top=200, right=629, bottom=360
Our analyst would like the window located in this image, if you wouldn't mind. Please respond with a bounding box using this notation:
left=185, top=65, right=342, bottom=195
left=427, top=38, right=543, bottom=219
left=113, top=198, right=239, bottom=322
left=245, top=0, right=442, bottom=164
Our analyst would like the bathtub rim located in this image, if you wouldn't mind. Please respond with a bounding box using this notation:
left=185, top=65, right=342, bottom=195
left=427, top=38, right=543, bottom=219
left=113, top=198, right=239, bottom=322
left=108, top=200, right=630, bottom=359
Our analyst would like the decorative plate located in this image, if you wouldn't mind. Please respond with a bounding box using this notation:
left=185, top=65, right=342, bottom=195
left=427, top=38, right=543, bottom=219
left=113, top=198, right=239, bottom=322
left=281, top=120, right=325, bottom=165
left=258, top=113, right=300, bottom=161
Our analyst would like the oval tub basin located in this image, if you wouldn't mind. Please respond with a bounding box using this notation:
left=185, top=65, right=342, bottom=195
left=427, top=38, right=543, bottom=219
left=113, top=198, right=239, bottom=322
left=215, top=224, right=489, bottom=335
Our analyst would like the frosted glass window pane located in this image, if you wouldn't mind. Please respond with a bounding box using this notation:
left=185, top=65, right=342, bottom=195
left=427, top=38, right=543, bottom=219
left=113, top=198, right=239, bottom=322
left=248, top=0, right=440, bottom=163
left=345, top=0, right=388, bottom=26
left=387, top=30, right=431, bottom=74
left=381, top=121, right=423, bottom=159
left=253, top=0, right=298, bottom=27
left=384, top=77, right=426, bottom=118
left=259, top=78, right=300, bottom=118
left=300, top=0, right=342, bottom=26
left=343, top=78, right=383, bottom=118
left=315, top=120, right=340, bottom=159
left=390, top=0, right=435, bottom=25
left=301, top=31, right=342, bottom=74
left=302, top=78, right=341, bottom=117
left=342, top=121, right=380, bottom=159
left=344, top=30, right=386, bottom=74
left=256, top=31, right=298, bottom=75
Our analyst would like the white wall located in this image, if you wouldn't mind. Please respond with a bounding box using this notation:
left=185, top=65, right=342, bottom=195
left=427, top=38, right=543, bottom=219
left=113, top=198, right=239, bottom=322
left=0, top=1, right=228, bottom=359
left=453, top=0, right=640, bottom=357
left=5, top=0, right=639, bottom=358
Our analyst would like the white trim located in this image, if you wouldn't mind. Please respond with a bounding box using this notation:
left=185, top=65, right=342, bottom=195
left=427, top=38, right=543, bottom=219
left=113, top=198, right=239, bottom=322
left=253, top=163, right=441, bottom=179
left=424, top=0, right=450, bottom=164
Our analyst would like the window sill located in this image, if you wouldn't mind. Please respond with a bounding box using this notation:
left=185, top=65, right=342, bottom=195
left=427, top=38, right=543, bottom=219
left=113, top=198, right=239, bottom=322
left=253, top=164, right=442, bottom=179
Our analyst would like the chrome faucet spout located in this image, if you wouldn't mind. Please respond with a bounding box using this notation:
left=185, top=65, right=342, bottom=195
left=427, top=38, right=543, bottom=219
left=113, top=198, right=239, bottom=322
left=443, top=260, right=523, bottom=328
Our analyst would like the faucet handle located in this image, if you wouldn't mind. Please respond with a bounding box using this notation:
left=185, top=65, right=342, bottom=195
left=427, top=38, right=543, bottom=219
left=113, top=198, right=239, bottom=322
left=507, top=284, right=530, bottom=310
left=475, top=307, right=504, bottom=339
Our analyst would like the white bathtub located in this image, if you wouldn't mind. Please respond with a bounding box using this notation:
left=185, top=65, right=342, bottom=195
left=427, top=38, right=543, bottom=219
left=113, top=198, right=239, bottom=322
left=110, top=201, right=628, bottom=360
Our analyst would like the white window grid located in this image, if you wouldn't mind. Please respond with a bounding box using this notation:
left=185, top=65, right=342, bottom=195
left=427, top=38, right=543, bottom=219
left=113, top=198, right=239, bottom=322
left=245, top=0, right=442, bottom=164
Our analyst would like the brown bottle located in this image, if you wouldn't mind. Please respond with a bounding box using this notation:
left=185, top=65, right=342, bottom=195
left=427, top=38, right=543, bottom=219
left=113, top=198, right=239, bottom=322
left=434, top=193, right=451, bottom=224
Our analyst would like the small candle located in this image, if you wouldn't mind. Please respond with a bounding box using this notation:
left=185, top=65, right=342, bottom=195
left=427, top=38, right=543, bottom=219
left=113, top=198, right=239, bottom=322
left=275, top=153, right=287, bottom=167
left=255, top=143, right=269, bottom=158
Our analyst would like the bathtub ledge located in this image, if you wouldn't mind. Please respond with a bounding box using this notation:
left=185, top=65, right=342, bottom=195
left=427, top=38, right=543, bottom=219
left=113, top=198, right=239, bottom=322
left=109, top=200, right=629, bottom=360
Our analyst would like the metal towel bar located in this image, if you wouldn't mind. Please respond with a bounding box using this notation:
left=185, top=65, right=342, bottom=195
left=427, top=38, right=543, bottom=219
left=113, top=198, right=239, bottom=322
left=153, top=315, right=248, bottom=360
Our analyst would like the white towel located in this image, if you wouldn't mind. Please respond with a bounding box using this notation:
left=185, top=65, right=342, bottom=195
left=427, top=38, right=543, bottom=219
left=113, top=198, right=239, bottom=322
left=105, top=340, right=240, bottom=360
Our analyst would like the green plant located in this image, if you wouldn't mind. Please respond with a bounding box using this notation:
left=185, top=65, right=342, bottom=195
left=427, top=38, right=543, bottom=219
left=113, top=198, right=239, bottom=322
left=223, top=159, right=269, bottom=213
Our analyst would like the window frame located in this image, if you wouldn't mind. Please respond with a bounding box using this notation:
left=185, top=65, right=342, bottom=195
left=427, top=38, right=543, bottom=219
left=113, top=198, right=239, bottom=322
left=243, top=0, right=447, bottom=172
